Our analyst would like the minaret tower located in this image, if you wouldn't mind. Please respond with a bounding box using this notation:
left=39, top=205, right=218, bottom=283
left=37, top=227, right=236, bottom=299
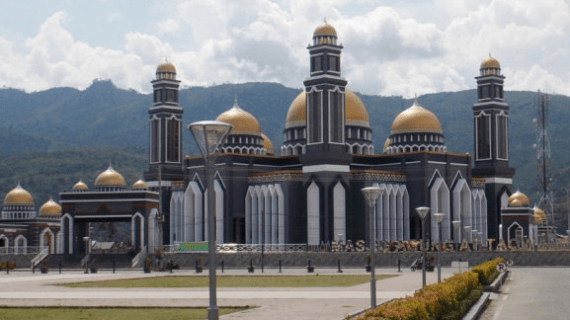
left=301, top=21, right=351, bottom=246
left=146, top=59, right=183, bottom=182
left=472, top=54, right=515, bottom=241
left=302, top=21, right=349, bottom=161
left=145, top=59, right=183, bottom=246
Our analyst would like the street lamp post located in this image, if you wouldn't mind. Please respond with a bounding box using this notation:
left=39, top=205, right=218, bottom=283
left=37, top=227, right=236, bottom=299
left=189, top=120, right=233, bottom=320
left=416, top=206, right=430, bottom=289
left=361, top=186, right=384, bottom=309
left=471, top=229, right=478, bottom=249
left=464, top=226, right=472, bottom=248
left=452, top=221, right=461, bottom=251
left=433, top=212, right=445, bottom=283
left=82, top=236, right=89, bottom=274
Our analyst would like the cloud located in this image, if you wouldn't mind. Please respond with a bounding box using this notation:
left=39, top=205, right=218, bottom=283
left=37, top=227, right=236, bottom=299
left=1, top=1, right=570, bottom=97
left=108, top=13, right=122, bottom=23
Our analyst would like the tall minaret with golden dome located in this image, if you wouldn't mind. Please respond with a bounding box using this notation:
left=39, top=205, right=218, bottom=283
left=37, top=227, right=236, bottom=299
left=472, top=54, right=515, bottom=241
left=302, top=21, right=350, bottom=160
left=146, top=59, right=183, bottom=183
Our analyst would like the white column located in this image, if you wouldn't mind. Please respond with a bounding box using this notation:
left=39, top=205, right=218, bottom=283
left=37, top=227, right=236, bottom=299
left=245, top=188, right=253, bottom=244
left=333, top=182, right=346, bottom=242
left=214, top=180, right=224, bottom=244
left=307, top=182, right=320, bottom=246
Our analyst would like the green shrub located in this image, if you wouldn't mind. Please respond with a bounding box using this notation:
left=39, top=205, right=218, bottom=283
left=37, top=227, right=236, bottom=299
left=471, top=258, right=503, bottom=285
left=354, top=259, right=495, bottom=320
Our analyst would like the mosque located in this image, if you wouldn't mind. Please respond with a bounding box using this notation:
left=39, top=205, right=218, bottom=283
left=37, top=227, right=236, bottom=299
left=1, top=21, right=527, bottom=256
left=147, top=21, right=516, bottom=249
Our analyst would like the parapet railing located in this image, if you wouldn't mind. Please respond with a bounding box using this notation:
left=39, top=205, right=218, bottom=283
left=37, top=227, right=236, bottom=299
left=1, top=246, right=47, bottom=256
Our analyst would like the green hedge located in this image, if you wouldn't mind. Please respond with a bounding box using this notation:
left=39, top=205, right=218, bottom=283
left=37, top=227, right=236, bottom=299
left=354, top=258, right=504, bottom=320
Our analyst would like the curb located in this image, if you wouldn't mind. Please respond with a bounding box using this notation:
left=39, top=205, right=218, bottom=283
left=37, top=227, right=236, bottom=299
left=462, top=292, right=490, bottom=320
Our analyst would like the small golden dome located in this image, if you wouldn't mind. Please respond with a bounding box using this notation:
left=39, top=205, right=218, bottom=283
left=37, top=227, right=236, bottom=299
left=216, top=97, right=261, bottom=135
left=390, top=99, right=443, bottom=134
left=313, top=22, right=337, bottom=37
left=383, top=138, right=391, bottom=152
left=261, top=133, right=274, bottom=155
left=94, top=166, right=127, bottom=187
left=156, top=60, right=176, bottom=73
left=72, top=180, right=88, bottom=191
left=4, top=184, right=34, bottom=205
left=39, top=198, right=62, bottom=217
left=508, top=190, right=529, bottom=207
left=132, top=179, right=148, bottom=189
left=480, top=54, right=500, bottom=69
left=285, top=89, right=369, bottom=128
left=533, top=206, right=546, bottom=224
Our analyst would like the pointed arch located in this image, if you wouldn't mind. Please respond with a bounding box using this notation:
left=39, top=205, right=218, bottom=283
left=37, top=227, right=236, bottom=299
left=40, top=228, right=55, bottom=254
left=453, top=178, right=472, bottom=241
left=132, top=212, right=145, bottom=250
left=214, top=179, right=225, bottom=244
left=14, top=235, right=27, bottom=255
left=186, top=180, right=203, bottom=242
left=274, top=184, right=285, bottom=244
left=307, top=181, right=321, bottom=245
left=333, top=181, right=346, bottom=242
left=245, top=187, right=254, bottom=244
left=430, top=176, right=451, bottom=241
left=61, top=213, right=73, bottom=254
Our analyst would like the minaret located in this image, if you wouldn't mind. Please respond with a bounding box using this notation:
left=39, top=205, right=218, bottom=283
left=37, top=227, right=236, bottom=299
left=301, top=21, right=351, bottom=246
left=144, top=59, right=184, bottom=246
left=146, top=59, right=183, bottom=182
left=302, top=21, right=349, bottom=161
left=472, top=54, right=515, bottom=241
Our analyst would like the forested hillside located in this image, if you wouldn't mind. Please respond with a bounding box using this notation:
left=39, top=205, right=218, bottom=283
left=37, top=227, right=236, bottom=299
left=1, top=81, right=570, bottom=228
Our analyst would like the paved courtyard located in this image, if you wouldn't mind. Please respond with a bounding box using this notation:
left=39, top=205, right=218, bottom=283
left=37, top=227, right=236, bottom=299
left=0, top=267, right=453, bottom=320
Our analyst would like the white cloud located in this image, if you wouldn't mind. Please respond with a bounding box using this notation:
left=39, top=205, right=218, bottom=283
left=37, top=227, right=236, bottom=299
left=108, top=13, right=122, bottom=23
left=1, top=1, right=570, bottom=97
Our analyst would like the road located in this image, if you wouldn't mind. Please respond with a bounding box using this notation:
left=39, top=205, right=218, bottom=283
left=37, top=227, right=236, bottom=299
left=480, top=267, right=570, bottom=320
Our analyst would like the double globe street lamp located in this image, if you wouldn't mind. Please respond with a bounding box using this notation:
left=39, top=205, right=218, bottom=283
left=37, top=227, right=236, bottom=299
left=433, top=212, right=445, bottom=283
left=188, top=120, right=233, bottom=320
left=415, top=206, right=430, bottom=289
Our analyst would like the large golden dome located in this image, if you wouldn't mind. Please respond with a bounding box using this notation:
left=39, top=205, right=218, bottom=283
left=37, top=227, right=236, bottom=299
left=39, top=198, right=62, bottom=217
left=72, top=180, right=88, bottom=191
left=508, top=191, right=529, bottom=207
left=216, top=98, right=261, bottom=135
left=285, top=89, right=370, bottom=128
left=391, top=99, right=443, bottom=134
left=533, top=206, right=546, bottom=224
left=313, top=22, right=337, bottom=37
left=156, top=60, right=176, bottom=73
left=94, top=166, right=127, bottom=187
left=4, top=184, right=34, bottom=205
left=480, top=54, right=500, bottom=69
left=261, top=133, right=274, bottom=154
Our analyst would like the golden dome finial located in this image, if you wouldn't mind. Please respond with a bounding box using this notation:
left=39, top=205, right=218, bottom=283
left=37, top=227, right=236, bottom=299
left=480, top=53, right=500, bottom=69
left=508, top=190, right=529, bottom=207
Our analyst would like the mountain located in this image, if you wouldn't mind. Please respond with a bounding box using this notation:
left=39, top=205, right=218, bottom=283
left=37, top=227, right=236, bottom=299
left=1, top=80, right=570, bottom=222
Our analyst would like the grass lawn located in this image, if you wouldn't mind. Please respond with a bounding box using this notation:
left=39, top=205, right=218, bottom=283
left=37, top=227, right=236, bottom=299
left=61, top=274, right=397, bottom=288
left=0, top=307, right=246, bottom=320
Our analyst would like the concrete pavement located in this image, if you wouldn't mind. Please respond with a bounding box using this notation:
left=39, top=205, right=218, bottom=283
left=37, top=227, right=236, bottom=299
left=479, top=267, right=570, bottom=320
left=0, top=267, right=455, bottom=320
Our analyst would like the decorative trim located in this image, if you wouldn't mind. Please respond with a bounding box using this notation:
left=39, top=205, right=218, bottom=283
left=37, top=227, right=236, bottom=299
left=471, top=178, right=486, bottom=188
left=249, top=171, right=303, bottom=184
left=303, top=164, right=349, bottom=173
left=75, top=215, right=133, bottom=219
left=484, top=177, right=512, bottom=184
left=350, top=170, right=406, bottom=182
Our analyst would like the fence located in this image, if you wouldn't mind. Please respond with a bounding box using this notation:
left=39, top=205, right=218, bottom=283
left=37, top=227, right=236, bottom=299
left=0, top=246, right=47, bottom=256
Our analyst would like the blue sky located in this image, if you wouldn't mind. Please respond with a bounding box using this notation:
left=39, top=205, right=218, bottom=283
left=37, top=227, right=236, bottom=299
left=1, top=0, right=569, bottom=96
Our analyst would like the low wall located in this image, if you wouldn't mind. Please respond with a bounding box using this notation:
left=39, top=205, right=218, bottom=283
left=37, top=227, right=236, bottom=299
left=157, top=250, right=570, bottom=269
